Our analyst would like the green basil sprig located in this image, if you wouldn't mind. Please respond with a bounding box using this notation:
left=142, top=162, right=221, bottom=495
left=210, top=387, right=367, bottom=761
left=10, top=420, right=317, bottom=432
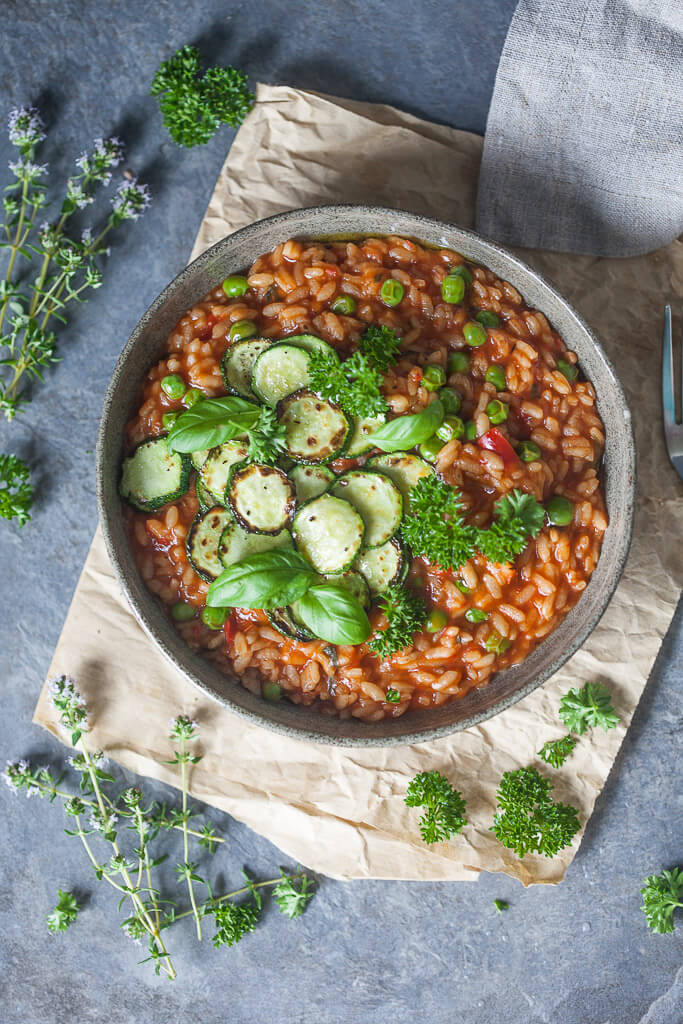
left=370, top=398, right=444, bottom=453
left=207, top=550, right=316, bottom=610
left=292, top=584, right=371, bottom=645
left=167, top=396, right=260, bottom=452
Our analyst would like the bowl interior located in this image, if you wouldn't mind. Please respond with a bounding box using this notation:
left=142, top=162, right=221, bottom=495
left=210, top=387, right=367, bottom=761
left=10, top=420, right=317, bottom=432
left=97, top=205, right=635, bottom=747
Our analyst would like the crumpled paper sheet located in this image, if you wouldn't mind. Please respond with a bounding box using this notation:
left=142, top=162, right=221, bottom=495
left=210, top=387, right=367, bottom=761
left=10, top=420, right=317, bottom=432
left=34, top=85, right=683, bottom=884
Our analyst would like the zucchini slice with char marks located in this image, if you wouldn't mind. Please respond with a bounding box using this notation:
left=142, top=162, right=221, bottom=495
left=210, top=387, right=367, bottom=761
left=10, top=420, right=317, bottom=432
left=196, top=475, right=213, bottom=512
left=323, top=569, right=371, bottom=609
left=120, top=436, right=191, bottom=512
left=366, top=453, right=434, bottom=508
left=267, top=607, right=314, bottom=642
left=330, top=470, right=402, bottom=549
left=221, top=337, right=271, bottom=399
left=278, top=389, right=349, bottom=464
left=292, top=493, right=364, bottom=574
left=290, top=464, right=335, bottom=503
left=354, top=536, right=407, bottom=595
left=228, top=464, right=296, bottom=534
left=191, top=449, right=210, bottom=471
left=251, top=342, right=312, bottom=406
left=199, top=440, right=249, bottom=505
left=187, top=507, right=233, bottom=581
left=345, top=413, right=387, bottom=458
left=218, top=520, right=292, bottom=569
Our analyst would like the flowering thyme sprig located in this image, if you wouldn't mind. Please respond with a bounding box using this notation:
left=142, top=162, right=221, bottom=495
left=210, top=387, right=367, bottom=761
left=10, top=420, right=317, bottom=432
left=0, top=109, right=150, bottom=421
left=4, top=681, right=314, bottom=978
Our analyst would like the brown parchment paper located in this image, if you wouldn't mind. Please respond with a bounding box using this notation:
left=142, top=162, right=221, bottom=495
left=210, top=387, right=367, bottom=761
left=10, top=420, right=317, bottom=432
left=34, top=85, right=683, bottom=884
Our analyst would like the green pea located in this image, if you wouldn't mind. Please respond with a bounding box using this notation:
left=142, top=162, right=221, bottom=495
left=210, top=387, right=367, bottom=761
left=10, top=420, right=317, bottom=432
left=263, top=682, right=282, bottom=702
left=486, top=399, right=508, bottom=425
left=161, top=374, right=187, bottom=400
left=545, top=495, right=574, bottom=526
left=201, top=606, right=228, bottom=630
left=222, top=275, right=249, bottom=298
left=330, top=294, right=356, bottom=315
left=439, top=387, right=462, bottom=414
left=475, top=309, right=500, bottom=328
left=557, top=358, right=578, bottom=382
left=465, top=608, right=489, bottom=624
left=418, top=436, right=443, bottom=463
left=485, top=631, right=511, bottom=654
left=385, top=688, right=401, bottom=703
left=454, top=579, right=471, bottom=595
left=447, top=263, right=473, bottom=286
left=426, top=608, right=448, bottom=633
left=463, top=322, right=488, bottom=348
left=435, top=415, right=465, bottom=443
left=162, top=412, right=179, bottom=429
left=441, top=273, right=466, bottom=304
left=380, top=278, right=405, bottom=307
left=517, top=440, right=541, bottom=462
left=183, top=388, right=204, bottom=409
left=447, top=351, right=471, bottom=375
left=171, top=602, right=195, bottom=622
left=464, top=420, right=477, bottom=441
left=422, top=364, right=447, bottom=391
left=485, top=364, right=507, bottom=391
left=229, top=320, right=258, bottom=342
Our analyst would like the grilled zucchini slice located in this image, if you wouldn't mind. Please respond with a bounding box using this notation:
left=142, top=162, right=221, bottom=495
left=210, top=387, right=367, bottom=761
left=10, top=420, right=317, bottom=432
left=345, top=413, right=387, bottom=458
left=330, top=470, right=402, bottom=548
left=278, top=389, right=349, bottom=463
left=220, top=337, right=271, bottom=399
left=196, top=476, right=213, bottom=512
left=354, top=536, right=407, bottom=596
left=218, top=520, right=293, bottom=569
left=267, top=607, right=314, bottom=642
left=323, top=569, right=370, bottom=609
left=191, top=449, right=211, bottom=471
left=187, top=507, right=233, bottom=582
left=366, top=453, right=434, bottom=508
left=251, top=342, right=312, bottom=405
left=290, top=464, right=335, bottom=503
left=292, top=494, right=364, bottom=574
left=284, top=334, right=340, bottom=360
left=199, top=440, right=249, bottom=505
left=120, top=437, right=191, bottom=512
left=228, top=464, right=296, bottom=534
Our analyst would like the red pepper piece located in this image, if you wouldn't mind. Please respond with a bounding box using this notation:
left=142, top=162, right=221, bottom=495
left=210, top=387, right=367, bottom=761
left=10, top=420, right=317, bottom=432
left=477, top=427, right=518, bottom=464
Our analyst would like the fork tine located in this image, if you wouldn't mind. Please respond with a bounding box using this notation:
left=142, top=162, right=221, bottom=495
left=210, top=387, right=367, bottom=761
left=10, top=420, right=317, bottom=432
left=662, top=304, right=676, bottom=431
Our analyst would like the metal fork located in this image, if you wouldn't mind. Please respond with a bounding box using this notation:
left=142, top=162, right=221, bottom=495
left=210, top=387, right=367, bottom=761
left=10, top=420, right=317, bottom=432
left=663, top=305, right=683, bottom=479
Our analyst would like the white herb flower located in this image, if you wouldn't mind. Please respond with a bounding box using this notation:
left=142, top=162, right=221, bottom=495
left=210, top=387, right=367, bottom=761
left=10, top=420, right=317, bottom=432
left=88, top=808, right=118, bottom=833
left=3, top=759, right=27, bottom=790
left=65, top=178, right=93, bottom=209
left=111, top=177, right=151, bottom=221
left=8, top=106, right=45, bottom=147
left=122, top=920, right=144, bottom=945
left=81, top=226, right=93, bottom=245
left=94, top=136, right=124, bottom=166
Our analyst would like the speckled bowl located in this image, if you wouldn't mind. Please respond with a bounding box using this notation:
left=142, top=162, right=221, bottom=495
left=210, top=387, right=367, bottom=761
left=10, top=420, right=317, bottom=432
left=97, top=205, right=635, bottom=747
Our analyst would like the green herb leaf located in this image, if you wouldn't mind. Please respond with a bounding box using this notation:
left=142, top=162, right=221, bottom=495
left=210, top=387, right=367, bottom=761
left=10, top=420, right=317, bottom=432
left=537, top=734, right=578, bottom=768
left=246, top=405, right=287, bottom=466
left=292, top=584, right=371, bottom=645
left=359, top=324, right=402, bottom=372
left=0, top=452, right=33, bottom=526
left=558, top=682, right=619, bottom=735
left=273, top=872, right=315, bottom=919
left=640, top=868, right=683, bottom=934
left=476, top=488, right=545, bottom=564
left=47, top=889, right=80, bottom=933
left=166, top=396, right=259, bottom=452
left=370, top=398, right=445, bottom=453
left=494, top=898, right=509, bottom=913
left=401, top=474, right=477, bottom=571
left=405, top=770, right=467, bottom=844
left=211, top=900, right=259, bottom=948
left=490, top=766, right=580, bottom=858
left=368, top=584, right=427, bottom=659
left=308, top=348, right=387, bottom=418
left=207, top=549, right=316, bottom=611
left=495, top=489, right=545, bottom=536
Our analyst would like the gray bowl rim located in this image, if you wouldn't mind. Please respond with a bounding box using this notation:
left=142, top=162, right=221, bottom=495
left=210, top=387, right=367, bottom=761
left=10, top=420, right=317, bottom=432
left=96, top=203, right=635, bottom=748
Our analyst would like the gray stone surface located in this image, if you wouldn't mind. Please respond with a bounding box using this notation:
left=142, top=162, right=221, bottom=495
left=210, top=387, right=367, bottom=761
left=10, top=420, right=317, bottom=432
left=0, top=1, right=680, bottom=1021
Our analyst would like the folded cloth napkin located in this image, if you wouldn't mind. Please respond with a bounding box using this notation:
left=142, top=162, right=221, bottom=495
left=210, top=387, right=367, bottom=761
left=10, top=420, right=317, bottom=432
left=476, top=0, right=683, bottom=256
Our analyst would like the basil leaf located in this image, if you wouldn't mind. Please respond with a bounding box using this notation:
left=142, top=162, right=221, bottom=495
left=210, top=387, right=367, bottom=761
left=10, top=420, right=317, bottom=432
left=370, top=398, right=444, bottom=453
left=207, top=550, right=316, bottom=610
left=292, top=584, right=371, bottom=645
left=167, top=397, right=260, bottom=453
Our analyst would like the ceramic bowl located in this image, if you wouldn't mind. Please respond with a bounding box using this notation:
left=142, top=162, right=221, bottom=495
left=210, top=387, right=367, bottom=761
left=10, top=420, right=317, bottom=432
left=97, top=205, right=635, bottom=746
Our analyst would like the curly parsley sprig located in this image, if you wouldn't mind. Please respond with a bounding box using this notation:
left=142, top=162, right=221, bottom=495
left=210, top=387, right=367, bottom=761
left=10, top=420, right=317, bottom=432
left=405, top=770, right=467, bottom=844
left=0, top=453, right=33, bottom=525
left=151, top=46, right=254, bottom=148
left=308, top=347, right=387, bottom=418
left=640, top=869, right=683, bottom=934
left=359, top=324, right=402, bottom=372
left=476, top=490, right=545, bottom=564
left=368, top=583, right=427, bottom=660
left=490, top=766, right=581, bottom=858
left=47, top=889, right=80, bottom=934
left=401, top=475, right=477, bottom=571
left=537, top=735, right=578, bottom=769
left=246, top=405, right=288, bottom=466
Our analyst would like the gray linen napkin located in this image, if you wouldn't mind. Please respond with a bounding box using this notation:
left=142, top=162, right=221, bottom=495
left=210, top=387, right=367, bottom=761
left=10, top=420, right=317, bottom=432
left=476, top=0, right=683, bottom=256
